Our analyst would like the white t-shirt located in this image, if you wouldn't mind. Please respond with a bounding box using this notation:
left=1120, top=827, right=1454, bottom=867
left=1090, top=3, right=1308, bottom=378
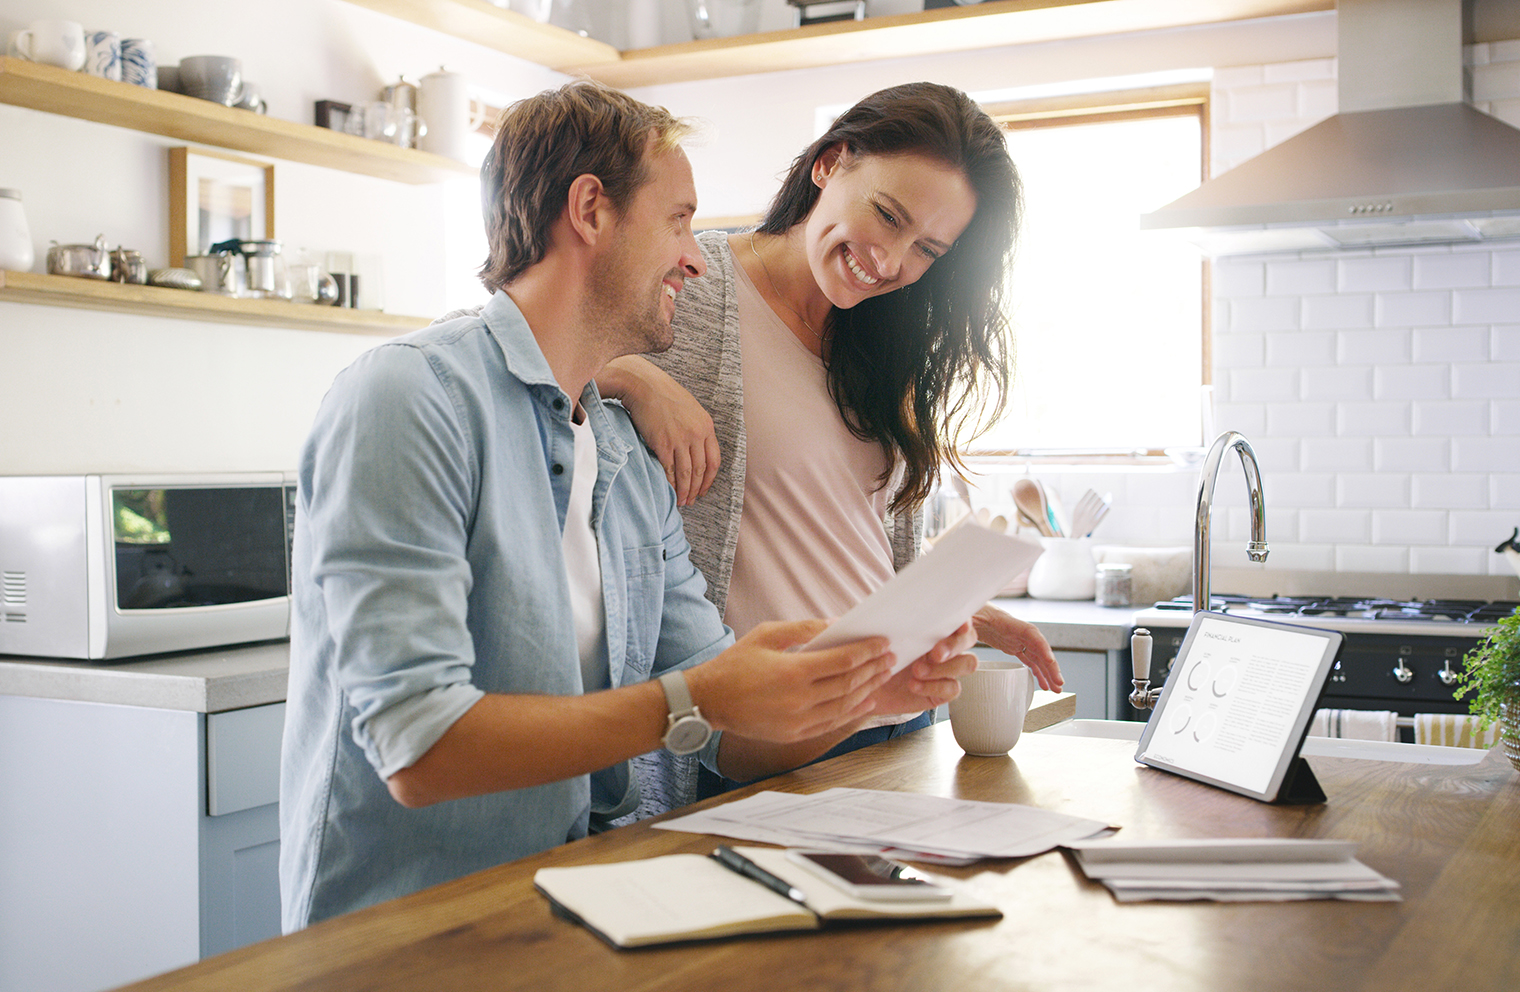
left=723, top=255, right=900, bottom=639
left=565, top=413, right=608, bottom=692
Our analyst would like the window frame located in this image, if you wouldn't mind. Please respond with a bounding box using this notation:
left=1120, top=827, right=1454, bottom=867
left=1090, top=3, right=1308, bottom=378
left=969, top=84, right=1213, bottom=461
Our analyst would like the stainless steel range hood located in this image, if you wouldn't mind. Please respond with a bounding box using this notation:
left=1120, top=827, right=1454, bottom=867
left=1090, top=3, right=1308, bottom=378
left=1141, top=0, right=1520, bottom=255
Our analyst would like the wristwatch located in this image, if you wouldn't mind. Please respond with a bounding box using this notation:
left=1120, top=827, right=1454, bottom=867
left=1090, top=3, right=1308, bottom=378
left=658, top=670, right=712, bottom=756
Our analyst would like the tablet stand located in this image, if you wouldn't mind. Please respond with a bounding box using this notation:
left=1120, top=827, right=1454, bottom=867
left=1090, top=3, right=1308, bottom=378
left=1129, top=626, right=1331, bottom=806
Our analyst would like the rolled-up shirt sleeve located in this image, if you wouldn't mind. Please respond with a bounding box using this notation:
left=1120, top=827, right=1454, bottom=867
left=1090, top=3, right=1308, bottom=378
left=302, top=342, right=484, bottom=779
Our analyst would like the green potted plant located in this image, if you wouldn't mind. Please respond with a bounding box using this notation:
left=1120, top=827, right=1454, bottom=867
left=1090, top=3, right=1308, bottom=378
left=1453, top=606, right=1520, bottom=771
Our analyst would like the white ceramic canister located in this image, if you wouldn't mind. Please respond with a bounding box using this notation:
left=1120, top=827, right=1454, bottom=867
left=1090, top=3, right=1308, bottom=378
left=1026, top=537, right=1098, bottom=601
left=0, top=189, right=36, bottom=272
left=417, top=68, right=472, bottom=163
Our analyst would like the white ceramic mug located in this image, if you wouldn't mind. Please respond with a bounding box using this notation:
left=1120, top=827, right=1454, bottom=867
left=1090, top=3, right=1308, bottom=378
left=121, top=38, right=157, bottom=88
left=949, top=660, right=1035, bottom=756
left=12, top=19, right=87, bottom=71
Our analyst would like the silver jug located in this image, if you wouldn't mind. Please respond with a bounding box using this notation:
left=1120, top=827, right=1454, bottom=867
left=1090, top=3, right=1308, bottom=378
left=185, top=252, right=244, bottom=295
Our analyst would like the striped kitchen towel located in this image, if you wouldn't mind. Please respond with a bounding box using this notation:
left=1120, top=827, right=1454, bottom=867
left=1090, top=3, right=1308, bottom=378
left=1309, top=708, right=1399, bottom=741
left=1413, top=713, right=1502, bottom=749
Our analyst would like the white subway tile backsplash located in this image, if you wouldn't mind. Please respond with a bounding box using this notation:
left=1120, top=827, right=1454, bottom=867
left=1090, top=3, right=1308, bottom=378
left=1229, top=367, right=1301, bottom=402
left=1300, top=508, right=1371, bottom=543
left=1452, top=286, right=1520, bottom=325
left=1410, top=472, right=1488, bottom=509
left=1296, top=80, right=1337, bottom=122
left=1212, top=64, right=1265, bottom=90
left=1266, top=259, right=1336, bottom=296
left=1223, top=83, right=1299, bottom=123
left=1262, top=543, right=1336, bottom=571
left=1375, top=290, right=1452, bottom=328
left=1413, top=326, right=1489, bottom=363
left=1340, top=473, right=1412, bottom=507
left=1485, top=98, right=1520, bottom=128
left=1492, top=474, right=1520, bottom=509
left=1263, top=119, right=1322, bottom=148
left=1212, top=260, right=1265, bottom=298
left=1334, top=544, right=1411, bottom=573
left=1338, top=256, right=1412, bottom=294
left=1451, top=510, right=1520, bottom=546
left=1492, top=251, right=1520, bottom=286
left=1337, top=401, right=1411, bottom=436
left=1452, top=361, right=1520, bottom=399
left=1452, top=436, right=1520, bottom=472
left=1302, top=365, right=1373, bottom=401
left=1212, top=331, right=1265, bottom=367
left=1411, top=546, right=1489, bottom=573
left=1265, top=330, right=1336, bottom=366
left=1302, top=293, right=1375, bottom=329
left=1494, top=326, right=1520, bottom=361
left=1374, top=364, right=1450, bottom=400
left=1260, top=470, right=1336, bottom=507
left=1376, top=437, right=1451, bottom=473
left=1493, top=399, right=1520, bottom=434
left=1300, top=438, right=1373, bottom=473
left=1412, top=400, right=1490, bottom=436
left=1488, top=39, right=1520, bottom=62
left=1230, top=296, right=1300, bottom=332
left=1371, top=509, right=1449, bottom=545
left=1245, top=436, right=1301, bottom=474
left=1210, top=125, right=1267, bottom=177
left=1412, top=252, right=1492, bottom=290
left=1338, top=327, right=1411, bottom=365
left=1265, top=401, right=1336, bottom=436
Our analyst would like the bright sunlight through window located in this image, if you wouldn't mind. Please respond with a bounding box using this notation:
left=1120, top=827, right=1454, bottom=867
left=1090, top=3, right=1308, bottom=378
left=971, top=111, right=1205, bottom=454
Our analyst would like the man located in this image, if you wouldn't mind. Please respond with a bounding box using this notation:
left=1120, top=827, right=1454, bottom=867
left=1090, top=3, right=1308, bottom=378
left=279, top=81, right=976, bottom=931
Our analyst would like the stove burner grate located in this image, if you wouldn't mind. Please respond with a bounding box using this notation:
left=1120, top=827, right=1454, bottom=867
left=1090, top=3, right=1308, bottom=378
left=1153, top=594, right=1519, bottom=625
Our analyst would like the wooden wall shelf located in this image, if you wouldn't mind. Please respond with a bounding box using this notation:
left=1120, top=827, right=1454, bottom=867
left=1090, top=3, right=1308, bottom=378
left=342, top=0, right=1331, bottom=89
left=0, top=271, right=429, bottom=336
left=0, top=57, right=476, bottom=185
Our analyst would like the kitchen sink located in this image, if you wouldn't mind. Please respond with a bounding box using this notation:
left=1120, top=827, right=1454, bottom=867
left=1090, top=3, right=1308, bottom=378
left=1038, top=719, right=1488, bottom=765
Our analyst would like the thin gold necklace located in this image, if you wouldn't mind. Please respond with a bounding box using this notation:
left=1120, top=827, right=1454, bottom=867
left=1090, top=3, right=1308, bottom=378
left=748, top=232, right=824, bottom=345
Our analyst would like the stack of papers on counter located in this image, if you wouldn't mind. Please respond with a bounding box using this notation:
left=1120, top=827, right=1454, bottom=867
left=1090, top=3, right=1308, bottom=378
left=1066, top=838, right=1401, bottom=902
left=656, top=787, right=1113, bottom=863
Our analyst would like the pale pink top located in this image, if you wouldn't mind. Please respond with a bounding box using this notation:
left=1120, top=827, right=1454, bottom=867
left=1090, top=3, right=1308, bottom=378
left=722, top=253, right=901, bottom=640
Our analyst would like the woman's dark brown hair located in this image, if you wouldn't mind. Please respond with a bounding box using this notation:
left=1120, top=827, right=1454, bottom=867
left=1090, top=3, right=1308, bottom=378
left=759, top=82, right=1021, bottom=513
left=478, top=80, right=692, bottom=292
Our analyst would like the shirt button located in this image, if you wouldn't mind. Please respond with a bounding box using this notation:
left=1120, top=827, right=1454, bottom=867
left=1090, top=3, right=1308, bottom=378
left=552, top=397, right=565, bottom=411
left=552, top=463, right=565, bottom=475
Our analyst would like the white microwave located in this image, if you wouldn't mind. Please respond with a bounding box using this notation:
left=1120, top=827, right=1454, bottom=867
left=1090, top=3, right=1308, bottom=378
left=0, top=473, right=296, bottom=660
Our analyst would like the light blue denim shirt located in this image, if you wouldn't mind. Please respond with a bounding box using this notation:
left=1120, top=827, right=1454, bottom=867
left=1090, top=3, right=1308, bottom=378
left=279, top=290, right=732, bottom=931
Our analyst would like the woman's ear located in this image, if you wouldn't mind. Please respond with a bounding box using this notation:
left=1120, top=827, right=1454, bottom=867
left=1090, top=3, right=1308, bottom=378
left=812, top=143, right=848, bottom=188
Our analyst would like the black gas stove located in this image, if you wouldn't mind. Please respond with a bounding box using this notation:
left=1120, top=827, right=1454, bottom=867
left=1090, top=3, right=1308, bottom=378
left=1128, top=594, right=1520, bottom=735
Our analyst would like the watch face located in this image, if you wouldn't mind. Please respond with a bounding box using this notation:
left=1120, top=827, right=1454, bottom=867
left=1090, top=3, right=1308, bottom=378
left=664, top=716, right=711, bottom=755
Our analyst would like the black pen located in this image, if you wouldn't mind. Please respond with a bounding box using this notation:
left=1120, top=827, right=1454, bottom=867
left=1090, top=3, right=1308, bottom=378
left=710, top=845, right=808, bottom=904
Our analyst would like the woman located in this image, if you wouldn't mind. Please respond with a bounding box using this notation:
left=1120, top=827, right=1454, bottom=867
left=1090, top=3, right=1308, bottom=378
left=600, top=83, right=1063, bottom=799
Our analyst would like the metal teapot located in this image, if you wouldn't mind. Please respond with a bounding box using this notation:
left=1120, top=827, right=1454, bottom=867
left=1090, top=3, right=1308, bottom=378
left=46, top=234, right=110, bottom=279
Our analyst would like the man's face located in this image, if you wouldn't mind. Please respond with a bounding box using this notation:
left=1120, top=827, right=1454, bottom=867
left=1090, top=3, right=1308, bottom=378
left=586, top=141, right=706, bottom=356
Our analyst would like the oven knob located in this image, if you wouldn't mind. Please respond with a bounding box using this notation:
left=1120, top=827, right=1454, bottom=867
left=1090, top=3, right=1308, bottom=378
left=1392, top=660, right=1414, bottom=684
left=1439, top=661, right=1459, bottom=686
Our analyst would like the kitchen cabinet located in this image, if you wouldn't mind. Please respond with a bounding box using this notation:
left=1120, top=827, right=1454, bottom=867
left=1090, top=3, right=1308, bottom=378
left=338, top=0, right=1332, bottom=88
left=0, top=694, right=286, bottom=992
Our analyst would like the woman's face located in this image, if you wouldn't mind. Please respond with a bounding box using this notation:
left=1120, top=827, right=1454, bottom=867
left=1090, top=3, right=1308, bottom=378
left=803, top=146, right=977, bottom=310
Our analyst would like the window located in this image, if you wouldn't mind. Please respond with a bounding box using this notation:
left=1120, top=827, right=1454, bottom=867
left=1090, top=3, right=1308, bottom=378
left=969, top=94, right=1208, bottom=455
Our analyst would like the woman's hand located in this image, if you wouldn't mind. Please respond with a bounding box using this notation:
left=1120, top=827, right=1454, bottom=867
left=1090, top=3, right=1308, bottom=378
left=598, top=356, right=720, bottom=506
left=972, top=604, right=1064, bottom=692
left=866, top=619, right=980, bottom=716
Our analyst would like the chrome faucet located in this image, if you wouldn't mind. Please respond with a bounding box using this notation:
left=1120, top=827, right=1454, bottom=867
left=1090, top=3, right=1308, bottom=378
left=1193, top=430, right=1269, bottom=613
left=1130, top=431, right=1269, bottom=711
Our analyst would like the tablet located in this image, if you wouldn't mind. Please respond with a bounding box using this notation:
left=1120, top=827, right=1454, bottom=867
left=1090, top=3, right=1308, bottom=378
left=1134, top=611, right=1343, bottom=804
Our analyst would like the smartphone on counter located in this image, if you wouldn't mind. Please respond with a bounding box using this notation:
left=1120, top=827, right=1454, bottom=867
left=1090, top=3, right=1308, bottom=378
left=784, top=850, right=953, bottom=902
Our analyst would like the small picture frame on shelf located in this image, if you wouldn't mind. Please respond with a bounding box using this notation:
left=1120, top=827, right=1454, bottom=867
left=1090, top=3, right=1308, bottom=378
left=168, top=147, right=275, bottom=267
left=315, top=99, right=353, bottom=133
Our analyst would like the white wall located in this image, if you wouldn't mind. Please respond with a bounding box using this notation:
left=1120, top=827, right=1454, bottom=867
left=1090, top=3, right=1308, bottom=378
left=0, top=0, right=560, bottom=475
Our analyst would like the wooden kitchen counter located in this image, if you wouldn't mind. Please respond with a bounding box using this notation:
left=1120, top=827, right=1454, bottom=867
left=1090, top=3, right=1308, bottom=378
left=112, top=722, right=1519, bottom=992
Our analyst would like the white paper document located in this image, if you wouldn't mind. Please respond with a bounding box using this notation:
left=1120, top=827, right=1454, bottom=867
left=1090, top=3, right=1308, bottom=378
left=655, top=787, right=1113, bottom=861
left=1066, top=837, right=1401, bottom=903
left=803, top=523, right=1044, bottom=674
